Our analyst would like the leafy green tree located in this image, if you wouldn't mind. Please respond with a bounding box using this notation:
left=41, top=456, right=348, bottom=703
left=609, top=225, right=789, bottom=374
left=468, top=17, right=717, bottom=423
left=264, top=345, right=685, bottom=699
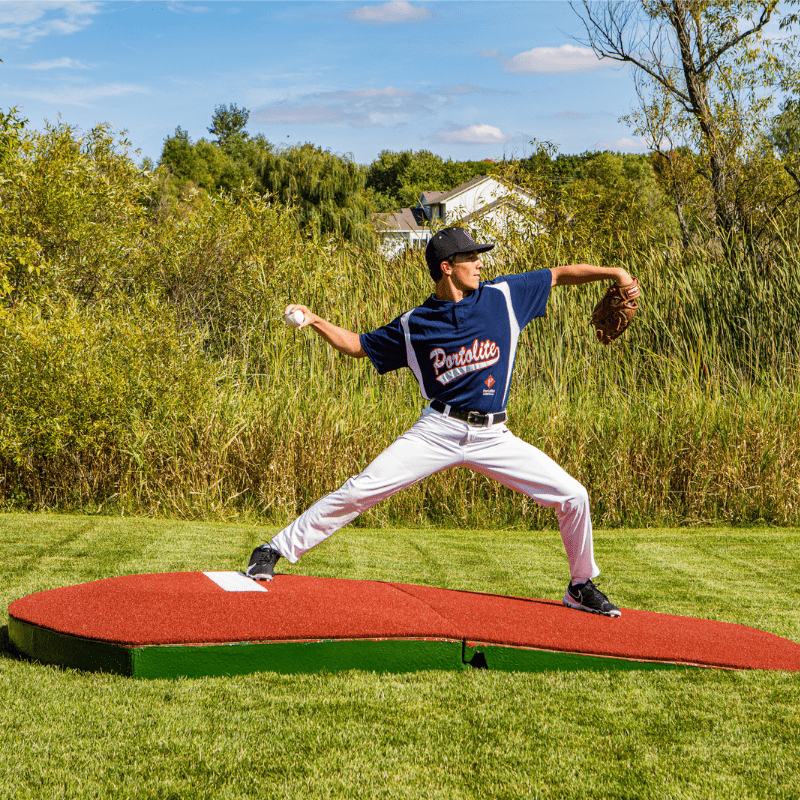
left=770, top=99, right=800, bottom=156
left=650, top=146, right=709, bottom=248
left=0, top=107, right=31, bottom=298
left=215, top=132, right=273, bottom=193
left=159, top=109, right=273, bottom=197
left=365, top=149, right=494, bottom=210
left=208, top=103, right=250, bottom=145
left=160, top=127, right=211, bottom=186
left=573, top=0, right=800, bottom=261
left=367, top=149, right=449, bottom=208
left=507, top=145, right=677, bottom=257
left=0, top=117, right=153, bottom=303
left=261, top=143, right=374, bottom=246
left=770, top=97, right=800, bottom=192
left=576, top=151, right=677, bottom=242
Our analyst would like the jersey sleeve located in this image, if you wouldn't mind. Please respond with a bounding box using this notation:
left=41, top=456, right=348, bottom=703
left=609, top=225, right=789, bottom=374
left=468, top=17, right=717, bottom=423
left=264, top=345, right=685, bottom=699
left=497, top=269, right=552, bottom=327
left=359, top=315, right=407, bottom=375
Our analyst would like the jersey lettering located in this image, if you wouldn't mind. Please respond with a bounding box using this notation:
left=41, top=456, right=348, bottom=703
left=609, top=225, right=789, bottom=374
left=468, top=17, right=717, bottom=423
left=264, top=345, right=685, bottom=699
left=429, top=339, right=500, bottom=385
left=359, top=270, right=552, bottom=413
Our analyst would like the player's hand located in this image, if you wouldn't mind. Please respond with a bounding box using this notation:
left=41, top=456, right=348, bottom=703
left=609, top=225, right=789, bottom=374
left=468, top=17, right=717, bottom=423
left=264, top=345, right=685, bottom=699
left=284, top=304, right=317, bottom=330
left=612, top=269, right=635, bottom=287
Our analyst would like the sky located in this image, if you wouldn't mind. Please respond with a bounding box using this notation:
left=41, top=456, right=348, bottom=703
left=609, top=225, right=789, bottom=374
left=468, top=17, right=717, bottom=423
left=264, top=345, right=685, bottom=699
left=0, top=0, right=651, bottom=166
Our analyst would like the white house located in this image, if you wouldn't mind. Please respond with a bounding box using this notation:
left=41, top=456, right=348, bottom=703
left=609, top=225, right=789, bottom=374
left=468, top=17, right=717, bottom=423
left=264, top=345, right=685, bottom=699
left=374, top=175, right=537, bottom=259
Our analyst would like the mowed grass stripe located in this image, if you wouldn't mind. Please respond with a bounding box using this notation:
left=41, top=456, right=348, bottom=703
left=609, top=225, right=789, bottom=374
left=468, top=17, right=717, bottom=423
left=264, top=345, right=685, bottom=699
left=1, top=515, right=799, bottom=800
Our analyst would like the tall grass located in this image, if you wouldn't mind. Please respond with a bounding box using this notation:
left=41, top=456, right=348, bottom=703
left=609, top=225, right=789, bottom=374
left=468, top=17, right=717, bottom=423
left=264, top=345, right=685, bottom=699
left=1, top=118, right=799, bottom=526
left=4, top=236, right=797, bottom=527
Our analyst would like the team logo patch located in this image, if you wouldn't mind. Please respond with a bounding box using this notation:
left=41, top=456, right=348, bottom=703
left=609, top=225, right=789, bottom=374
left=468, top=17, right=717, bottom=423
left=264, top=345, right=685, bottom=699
left=430, top=339, right=500, bottom=385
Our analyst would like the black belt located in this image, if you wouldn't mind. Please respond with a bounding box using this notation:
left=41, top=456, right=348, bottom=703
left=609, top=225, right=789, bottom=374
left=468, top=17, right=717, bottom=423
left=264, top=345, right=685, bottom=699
left=430, top=399, right=507, bottom=427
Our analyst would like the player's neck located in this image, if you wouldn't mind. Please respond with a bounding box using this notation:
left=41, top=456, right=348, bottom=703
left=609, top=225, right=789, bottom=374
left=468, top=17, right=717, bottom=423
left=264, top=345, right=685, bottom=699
left=434, top=280, right=472, bottom=303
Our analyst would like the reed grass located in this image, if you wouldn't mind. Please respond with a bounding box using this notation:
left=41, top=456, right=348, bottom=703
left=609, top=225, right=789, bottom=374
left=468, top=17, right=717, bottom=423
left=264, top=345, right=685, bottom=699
left=3, top=220, right=800, bottom=526
left=2, top=120, right=799, bottom=525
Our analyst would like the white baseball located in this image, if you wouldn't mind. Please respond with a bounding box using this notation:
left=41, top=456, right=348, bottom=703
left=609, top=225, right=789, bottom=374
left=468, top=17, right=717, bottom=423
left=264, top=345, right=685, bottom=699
left=284, top=309, right=305, bottom=328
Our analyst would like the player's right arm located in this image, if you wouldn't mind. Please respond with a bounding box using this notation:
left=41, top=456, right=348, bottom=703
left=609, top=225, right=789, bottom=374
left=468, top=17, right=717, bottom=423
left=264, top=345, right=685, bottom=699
left=284, top=304, right=367, bottom=358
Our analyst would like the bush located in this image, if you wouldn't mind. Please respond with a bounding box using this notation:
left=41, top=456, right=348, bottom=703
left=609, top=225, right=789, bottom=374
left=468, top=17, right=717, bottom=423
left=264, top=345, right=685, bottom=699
left=0, top=114, right=153, bottom=304
left=0, top=296, right=212, bottom=509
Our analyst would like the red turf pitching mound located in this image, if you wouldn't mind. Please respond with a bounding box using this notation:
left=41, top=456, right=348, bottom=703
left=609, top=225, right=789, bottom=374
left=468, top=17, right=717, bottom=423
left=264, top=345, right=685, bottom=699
left=8, top=572, right=800, bottom=678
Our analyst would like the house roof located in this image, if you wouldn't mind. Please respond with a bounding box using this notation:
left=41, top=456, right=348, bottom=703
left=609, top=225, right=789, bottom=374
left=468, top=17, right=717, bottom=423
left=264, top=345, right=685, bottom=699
left=418, top=190, right=447, bottom=204
left=420, top=175, right=491, bottom=206
left=373, top=207, right=428, bottom=232
left=374, top=175, right=535, bottom=234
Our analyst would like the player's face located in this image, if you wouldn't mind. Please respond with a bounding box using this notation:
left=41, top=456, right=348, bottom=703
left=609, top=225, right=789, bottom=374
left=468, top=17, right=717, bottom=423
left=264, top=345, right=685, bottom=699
left=449, top=251, right=483, bottom=292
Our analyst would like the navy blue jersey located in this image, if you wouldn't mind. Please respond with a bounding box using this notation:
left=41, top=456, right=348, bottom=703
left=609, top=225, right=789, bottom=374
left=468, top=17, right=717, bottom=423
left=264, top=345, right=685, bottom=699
left=360, top=269, right=551, bottom=413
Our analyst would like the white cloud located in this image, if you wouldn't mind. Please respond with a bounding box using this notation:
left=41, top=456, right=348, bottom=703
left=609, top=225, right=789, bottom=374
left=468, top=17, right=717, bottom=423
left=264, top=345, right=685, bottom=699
left=502, top=44, right=608, bottom=75
left=254, top=86, right=437, bottom=128
left=0, top=3, right=44, bottom=27
left=349, top=1, right=432, bottom=24
left=594, top=137, right=649, bottom=152
left=12, top=82, right=149, bottom=107
left=167, top=2, right=212, bottom=14
left=254, top=86, right=508, bottom=135
left=437, top=84, right=507, bottom=97
left=329, top=87, right=416, bottom=100
left=0, top=1, right=102, bottom=43
left=433, top=124, right=510, bottom=145
left=21, top=57, right=91, bottom=70
left=253, top=104, right=342, bottom=125
left=550, top=111, right=598, bottom=121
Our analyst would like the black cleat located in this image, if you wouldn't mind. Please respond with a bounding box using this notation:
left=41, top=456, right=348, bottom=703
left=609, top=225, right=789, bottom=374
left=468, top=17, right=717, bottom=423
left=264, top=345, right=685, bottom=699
left=563, top=579, right=621, bottom=617
left=246, top=544, right=281, bottom=581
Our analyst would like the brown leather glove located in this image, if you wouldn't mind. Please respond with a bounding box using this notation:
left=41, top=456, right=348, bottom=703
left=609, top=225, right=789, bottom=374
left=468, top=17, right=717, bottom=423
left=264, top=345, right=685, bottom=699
left=590, top=278, right=640, bottom=345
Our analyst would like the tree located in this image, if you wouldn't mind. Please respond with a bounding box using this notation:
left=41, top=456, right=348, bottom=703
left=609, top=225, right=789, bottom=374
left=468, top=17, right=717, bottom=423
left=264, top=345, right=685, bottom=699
left=261, top=144, right=374, bottom=246
left=770, top=96, right=800, bottom=190
left=160, top=126, right=210, bottom=186
left=365, top=149, right=493, bottom=210
left=1, top=117, right=153, bottom=303
left=572, top=0, right=800, bottom=259
left=208, top=103, right=250, bottom=145
left=508, top=145, right=677, bottom=257
left=159, top=110, right=273, bottom=197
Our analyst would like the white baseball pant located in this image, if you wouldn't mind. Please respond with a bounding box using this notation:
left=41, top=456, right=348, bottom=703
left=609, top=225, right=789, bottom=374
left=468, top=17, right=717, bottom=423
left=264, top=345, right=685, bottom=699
left=270, top=408, right=600, bottom=581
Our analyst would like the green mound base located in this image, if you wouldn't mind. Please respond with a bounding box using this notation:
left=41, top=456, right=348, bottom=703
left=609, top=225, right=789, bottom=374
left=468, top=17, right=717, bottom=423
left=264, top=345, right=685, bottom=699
left=9, top=617, right=697, bottom=679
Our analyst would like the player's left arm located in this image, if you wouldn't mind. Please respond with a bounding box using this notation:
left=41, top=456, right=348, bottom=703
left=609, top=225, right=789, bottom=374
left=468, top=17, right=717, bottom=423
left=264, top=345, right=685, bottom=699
left=550, top=264, right=635, bottom=287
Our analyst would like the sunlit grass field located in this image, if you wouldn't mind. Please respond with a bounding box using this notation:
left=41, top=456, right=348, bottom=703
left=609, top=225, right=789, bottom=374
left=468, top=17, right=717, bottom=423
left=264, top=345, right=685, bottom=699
left=1, top=514, right=799, bottom=800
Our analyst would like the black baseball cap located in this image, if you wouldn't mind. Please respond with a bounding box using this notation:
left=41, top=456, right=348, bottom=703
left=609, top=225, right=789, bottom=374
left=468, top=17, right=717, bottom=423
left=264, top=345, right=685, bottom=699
left=425, top=227, right=494, bottom=274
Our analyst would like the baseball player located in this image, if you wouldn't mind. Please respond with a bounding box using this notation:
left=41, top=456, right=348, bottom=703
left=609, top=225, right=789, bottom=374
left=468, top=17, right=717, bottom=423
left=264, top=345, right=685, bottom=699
left=248, top=226, right=639, bottom=617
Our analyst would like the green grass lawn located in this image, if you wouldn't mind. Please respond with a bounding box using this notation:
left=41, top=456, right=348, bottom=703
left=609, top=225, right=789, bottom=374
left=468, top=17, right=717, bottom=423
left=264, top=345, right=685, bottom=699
left=1, top=514, right=799, bottom=799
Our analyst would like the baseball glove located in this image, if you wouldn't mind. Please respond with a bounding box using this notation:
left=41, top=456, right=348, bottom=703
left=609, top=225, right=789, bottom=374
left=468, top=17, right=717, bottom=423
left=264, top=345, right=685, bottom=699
left=590, top=278, right=640, bottom=345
